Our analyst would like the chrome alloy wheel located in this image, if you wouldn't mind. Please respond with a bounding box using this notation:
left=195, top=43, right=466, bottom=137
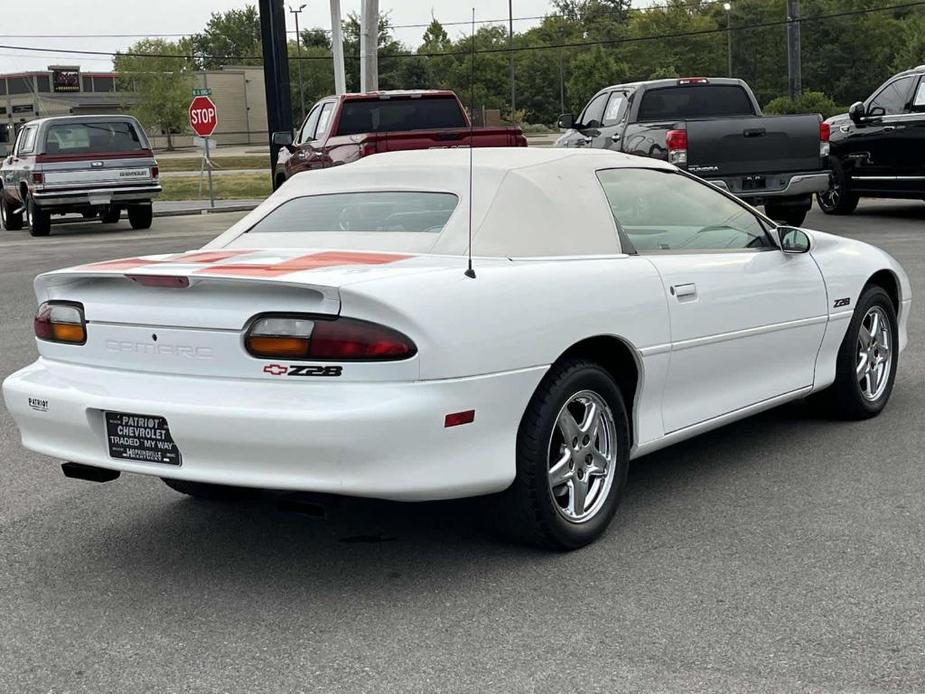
left=547, top=390, right=618, bottom=524
left=818, top=180, right=840, bottom=211
left=857, top=306, right=893, bottom=401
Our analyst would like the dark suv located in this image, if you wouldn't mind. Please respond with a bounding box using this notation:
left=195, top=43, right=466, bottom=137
left=819, top=65, right=925, bottom=215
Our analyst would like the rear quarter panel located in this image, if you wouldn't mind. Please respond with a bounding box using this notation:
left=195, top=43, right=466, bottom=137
left=338, top=255, right=671, bottom=445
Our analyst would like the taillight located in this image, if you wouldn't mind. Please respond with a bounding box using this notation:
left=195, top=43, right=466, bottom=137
left=244, top=315, right=416, bottom=361
left=151, top=165, right=159, bottom=179
left=819, top=121, right=831, bottom=158
left=665, top=129, right=688, bottom=165
left=677, top=77, right=709, bottom=85
left=31, top=172, right=44, bottom=184
left=34, top=301, right=86, bottom=344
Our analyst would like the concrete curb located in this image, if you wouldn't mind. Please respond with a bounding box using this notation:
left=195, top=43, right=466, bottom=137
left=153, top=203, right=260, bottom=218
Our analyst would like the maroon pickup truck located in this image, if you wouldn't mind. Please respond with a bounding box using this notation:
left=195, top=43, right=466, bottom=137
left=272, top=90, right=527, bottom=186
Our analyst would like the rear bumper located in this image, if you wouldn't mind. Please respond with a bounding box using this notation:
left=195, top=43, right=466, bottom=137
left=32, top=184, right=162, bottom=208
left=706, top=171, right=831, bottom=202
left=2, top=359, right=545, bottom=501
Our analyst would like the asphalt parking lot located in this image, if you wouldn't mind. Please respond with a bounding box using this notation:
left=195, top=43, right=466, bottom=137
left=0, top=201, right=923, bottom=693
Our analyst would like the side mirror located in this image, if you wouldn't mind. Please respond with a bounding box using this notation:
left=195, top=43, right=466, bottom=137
left=557, top=113, right=574, bottom=130
left=271, top=131, right=294, bottom=147
left=848, top=101, right=866, bottom=124
left=778, top=226, right=811, bottom=254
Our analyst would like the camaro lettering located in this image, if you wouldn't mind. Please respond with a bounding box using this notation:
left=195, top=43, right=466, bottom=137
left=833, top=298, right=851, bottom=308
left=105, top=340, right=213, bottom=359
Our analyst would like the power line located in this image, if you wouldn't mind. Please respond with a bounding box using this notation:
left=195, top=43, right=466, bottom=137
left=0, top=1, right=922, bottom=63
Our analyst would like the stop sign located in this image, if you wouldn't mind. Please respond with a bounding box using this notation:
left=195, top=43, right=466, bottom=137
left=188, top=95, right=218, bottom=137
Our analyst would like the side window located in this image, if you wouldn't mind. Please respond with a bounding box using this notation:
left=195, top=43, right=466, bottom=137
left=912, top=78, right=925, bottom=112
left=17, top=126, right=36, bottom=155
left=602, top=92, right=626, bottom=126
left=869, top=76, right=915, bottom=115
left=297, top=105, right=322, bottom=143
left=315, top=103, right=334, bottom=140
left=596, top=168, right=770, bottom=252
left=579, top=93, right=609, bottom=129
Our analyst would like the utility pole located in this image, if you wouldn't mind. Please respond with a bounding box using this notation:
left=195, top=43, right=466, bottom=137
left=329, top=0, right=346, bottom=94
left=289, top=4, right=306, bottom=121
left=360, top=0, right=379, bottom=92
left=786, top=0, right=802, bottom=100
left=258, top=0, right=293, bottom=187
left=723, top=2, right=732, bottom=78
left=508, top=0, right=516, bottom=121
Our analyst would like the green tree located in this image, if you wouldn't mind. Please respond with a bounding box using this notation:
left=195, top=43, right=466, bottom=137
left=114, top=39, right=193, bottom=150
left=191, top=5, right=261, bottom=69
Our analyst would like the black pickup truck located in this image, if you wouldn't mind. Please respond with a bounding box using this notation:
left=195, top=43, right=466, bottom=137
left=555, top=77, right=831, bottom=226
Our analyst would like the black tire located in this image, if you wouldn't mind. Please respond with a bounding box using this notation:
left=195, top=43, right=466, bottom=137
left=1, top=193, right=23, bottom=230
left=27, top=196, right=51, bottom=237
left=818, top=286, right=898, bottom=420
left=161, top=478, right=250, bottom=500
left=127, top=204, right=153, bottom=230
left=817, top=158, right=859, bottom=215
left=764, top=204, right=807, bottom=227
left=493, top=358, right=630, bottom=550
left=101, top=206, right=121, bottom=224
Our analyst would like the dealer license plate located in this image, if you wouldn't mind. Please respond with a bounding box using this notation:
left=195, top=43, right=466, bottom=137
left=104, top=411, right=181, bottom=465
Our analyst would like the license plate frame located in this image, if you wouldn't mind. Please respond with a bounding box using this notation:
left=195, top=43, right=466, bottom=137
left=104, top=411, right=182, bottom=466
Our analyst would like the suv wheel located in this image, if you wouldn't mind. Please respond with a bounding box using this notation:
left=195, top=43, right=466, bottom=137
left=1, top=193, right=23, bottom=230
left=27, top=196, right=51, bottom=237
left=127, top=204, right=153, bottom=230
left=817, top=159, right=859, bottom=215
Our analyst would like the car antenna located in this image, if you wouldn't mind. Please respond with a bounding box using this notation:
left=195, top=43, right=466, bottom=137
left=464, top=7, right=477, bottom=279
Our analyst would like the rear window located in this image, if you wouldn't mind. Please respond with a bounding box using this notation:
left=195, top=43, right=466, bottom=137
left=248, top=192, right=459, bottom=234
left=336, top=97, right=466, bottom=136
left=637, top=85, right=755, bottom=121
left=44, top=121, right=145, bottom=155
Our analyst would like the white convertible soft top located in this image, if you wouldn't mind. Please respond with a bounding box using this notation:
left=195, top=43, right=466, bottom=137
left=207, top=148, right=677, bottom=257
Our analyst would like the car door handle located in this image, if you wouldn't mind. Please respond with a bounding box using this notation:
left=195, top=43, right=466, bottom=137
left=610, top=133, right=622, bottom=143
left=670, top=283, right=697, bottom=299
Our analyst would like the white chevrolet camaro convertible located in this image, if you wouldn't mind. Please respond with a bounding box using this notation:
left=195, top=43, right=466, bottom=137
left=2, top=148, right=911, bottom=548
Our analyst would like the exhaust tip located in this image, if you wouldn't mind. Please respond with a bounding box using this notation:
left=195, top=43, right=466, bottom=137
left=62, top=462, right=120, bottom=483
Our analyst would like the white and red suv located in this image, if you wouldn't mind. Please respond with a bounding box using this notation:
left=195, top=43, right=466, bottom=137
left=0, top=115, right=161, bottom=237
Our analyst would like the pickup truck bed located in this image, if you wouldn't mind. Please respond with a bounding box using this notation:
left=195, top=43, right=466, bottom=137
left=276, top=90, right=527, bottom=185
left=555, top=78, right=831, bottom=226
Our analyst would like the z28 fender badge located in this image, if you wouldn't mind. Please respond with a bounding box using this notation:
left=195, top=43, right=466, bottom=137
left=833, top=297, right=851, bottom=308
left=263, top=364, right=343, bottom=377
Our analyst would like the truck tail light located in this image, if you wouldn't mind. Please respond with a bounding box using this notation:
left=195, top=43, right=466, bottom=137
left=666, top=129, right=688, bottom=165
left=31, top=172, right=44, bottom=184
left=245, top=315, right=416, bottom=361
left=34, top=301, right=86, bottom=344
left=819, top=121, right=830, bottom=157
left=151, top=165, right=159, bottom=179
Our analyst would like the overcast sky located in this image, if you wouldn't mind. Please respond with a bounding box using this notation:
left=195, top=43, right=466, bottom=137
left=0, top=0, right=562, bottom=74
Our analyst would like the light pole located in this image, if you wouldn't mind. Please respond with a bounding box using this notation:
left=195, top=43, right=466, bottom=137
left=289, top=3, right=307, bottom=121
left=724, top=2, right=732, bottom=78
left=508, top=0, right=515, bottom=122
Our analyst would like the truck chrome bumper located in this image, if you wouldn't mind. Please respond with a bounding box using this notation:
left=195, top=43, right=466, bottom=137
left=707, top=172, right=831, bottom=199
left=32, top=184, right=162, bottom=207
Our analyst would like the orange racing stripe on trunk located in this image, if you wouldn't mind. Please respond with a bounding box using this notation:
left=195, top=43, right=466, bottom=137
left=196, top=251, right=412, bottom=277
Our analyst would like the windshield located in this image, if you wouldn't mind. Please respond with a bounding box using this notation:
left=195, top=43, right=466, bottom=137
left=637, top=85, right=755, bottom=121
left=247, top=192, right=459, bottom=234
left=337, top=97, right=466, bottom=136
left=44, top=121, right=145, bottom=155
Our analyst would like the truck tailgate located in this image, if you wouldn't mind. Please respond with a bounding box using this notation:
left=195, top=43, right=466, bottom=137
left=375, top=127, right=526, bottom=152
left=687, top=115, right=821, bottom=176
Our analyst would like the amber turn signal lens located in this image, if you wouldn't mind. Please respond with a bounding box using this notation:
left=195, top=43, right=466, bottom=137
left=51, top=323, right=86, bottom=343
left=245, top=335, right=310, bottom=357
